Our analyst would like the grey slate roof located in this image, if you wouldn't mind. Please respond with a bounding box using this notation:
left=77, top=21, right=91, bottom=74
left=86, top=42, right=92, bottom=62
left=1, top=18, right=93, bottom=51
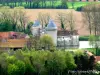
left=32, top=20, right=40, bottom=27
left=46, top=20, right=57, bottom=30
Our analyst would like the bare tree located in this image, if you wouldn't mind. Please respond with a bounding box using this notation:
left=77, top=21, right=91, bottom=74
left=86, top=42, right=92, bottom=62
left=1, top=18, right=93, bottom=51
left=84, top=4, right=100, bottom=36
left=18, top=9, right=28, bottom=32
left=0, top=7, right=29, bottom=33
left=67, top=10, right=76, bottom=35
left=11, top=8, right=29, bottom=32
left=56, top=12, right=68, bottom=30
left=37, top=12, right=50, bottom=28
left=82, top=4, right=100, bottom=55
left=82, top=6, right=93, bottom=35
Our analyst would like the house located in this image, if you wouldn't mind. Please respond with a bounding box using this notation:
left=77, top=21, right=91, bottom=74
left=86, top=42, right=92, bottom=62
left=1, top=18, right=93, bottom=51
left=57, top=30, right=79, bottom=48
left=0, top=32, right=29, bottom=50
left=31, top=20, right=79, bottom=48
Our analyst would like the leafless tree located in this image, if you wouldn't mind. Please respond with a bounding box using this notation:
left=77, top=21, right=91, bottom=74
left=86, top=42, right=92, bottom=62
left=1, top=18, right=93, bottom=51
left=11, top=8, right=29, bottom=32
left=37, top=12, right=50, bottom=28
left=83, top=4, right=100, bottom=36
left=56, top=12, right=68, bottom=30
left=67, top=10, right=76, bottom=35
left=56, top=11, right=76, bottom=33
left=0, top=7, right=29, bottom=33
left=82, top=7, right=93, bottom=35
left=82, top=4, right=100, bottom=55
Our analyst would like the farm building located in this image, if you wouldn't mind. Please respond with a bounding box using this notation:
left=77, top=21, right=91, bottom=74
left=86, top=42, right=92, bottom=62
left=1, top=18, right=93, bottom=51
left=0, top=32, right=29, bottom=50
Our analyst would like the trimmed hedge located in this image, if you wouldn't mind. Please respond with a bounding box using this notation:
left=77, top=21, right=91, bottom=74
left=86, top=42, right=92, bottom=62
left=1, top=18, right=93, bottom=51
left=79, top=36, right=89, bottom=41
left=76, top=6, right=83, bottom=11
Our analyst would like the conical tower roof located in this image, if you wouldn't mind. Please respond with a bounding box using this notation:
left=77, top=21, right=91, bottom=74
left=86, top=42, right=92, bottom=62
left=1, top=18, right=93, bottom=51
left=46, top=20, right=57, bottom=31
left=32, top=20, right=40, bottom=27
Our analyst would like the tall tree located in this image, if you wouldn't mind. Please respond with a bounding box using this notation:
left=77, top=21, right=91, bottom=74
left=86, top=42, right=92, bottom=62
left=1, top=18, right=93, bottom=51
left=82, top=4, right=100, bottom=55
left=82, top=6, right=93, bottom=35
left=67, top=10, right=75, bottom=35
left=37, top=12, right=50, bottom=28
left=56, top=12, right=68, bottom=30
left=0, top=7, right=29, bottom=33
left=61, top=0, right=68, bottom=8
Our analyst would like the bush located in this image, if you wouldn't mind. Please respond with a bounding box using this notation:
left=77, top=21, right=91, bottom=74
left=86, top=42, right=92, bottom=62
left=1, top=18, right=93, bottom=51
left=40, top=34, right=55, bottom=50
left=46, top=51, right=66, bottom=75
left=79, top=36, right=89, bottom=41
left=95, top=62, right=100, bottom=71
left=76, top=6, right=83, bottom=11
left=74, top=51, right=95, bottom=70
left=15, top=60, right=26, bottom=75
left=96, top=48, right=100, bottom=56
left=89, top=35, right=96, bottom=48
left=7, top=64, right=19, bottom=75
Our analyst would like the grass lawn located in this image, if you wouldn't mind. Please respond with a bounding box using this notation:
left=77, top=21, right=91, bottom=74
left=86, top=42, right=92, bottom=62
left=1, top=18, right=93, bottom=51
left=84, top=48, right=96, bottom=55
left=83, top=48, right=100, bottom=56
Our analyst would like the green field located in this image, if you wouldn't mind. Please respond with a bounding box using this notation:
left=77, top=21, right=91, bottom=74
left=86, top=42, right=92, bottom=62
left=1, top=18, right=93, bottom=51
left=68, top=2, right=91, bottom=9
left=0, top=1, right=100, bottom=9
left=68, top=2, right=100, bottom=9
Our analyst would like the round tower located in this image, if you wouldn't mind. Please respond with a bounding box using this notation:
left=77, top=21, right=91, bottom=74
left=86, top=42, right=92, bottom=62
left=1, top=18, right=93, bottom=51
left=31, top=20, right=41, bottom=37
left=45, top=20, right=57, bottom=45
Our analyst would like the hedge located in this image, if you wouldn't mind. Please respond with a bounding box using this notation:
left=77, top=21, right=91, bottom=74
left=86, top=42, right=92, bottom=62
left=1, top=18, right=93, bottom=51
left=79, top=36, right=89, bottom=41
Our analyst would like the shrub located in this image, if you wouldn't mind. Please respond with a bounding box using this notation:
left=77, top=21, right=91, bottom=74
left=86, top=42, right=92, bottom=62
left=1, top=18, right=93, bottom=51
left=74, top=51, right=95, bottom=70
left=6, top=56, right=17, bottom=64
left=45, top=51, right=66, bottom=75
left=95, top=62, right=100, bottom=71
left=79, top=36, right=89, bottom=41
left=45, top=51, right=76, bottom=75
left=89, top=35, right=96, bottom=48
left=76, top=6, right=83, bottom=11
left=25, top=21, right=33, bottom=34
left=65, top=52, right=77, bottom=70
left=0, top=53, right=8, bottom=75
left=40, top=34, right=55, bottom=50
left=7, top=64, right=19, bottom=75
left=15, top=60, right=26, bottom=75
left=6, top=54, right=25, bottom=75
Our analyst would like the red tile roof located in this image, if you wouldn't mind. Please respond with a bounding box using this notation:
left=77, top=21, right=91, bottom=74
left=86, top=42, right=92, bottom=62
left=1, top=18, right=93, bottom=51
left=95, top=56, right=100, bottom=62
left=0, top=32, right=10, bottom=39
left=0, top=32, right=27, bottom=39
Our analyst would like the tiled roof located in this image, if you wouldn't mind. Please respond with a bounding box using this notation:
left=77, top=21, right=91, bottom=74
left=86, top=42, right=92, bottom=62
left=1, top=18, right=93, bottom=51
left=57, top=30, right=78, bottom=36
left=0, top=32, right=27, bottom=39
left=95, top=56, right=100, bottom=62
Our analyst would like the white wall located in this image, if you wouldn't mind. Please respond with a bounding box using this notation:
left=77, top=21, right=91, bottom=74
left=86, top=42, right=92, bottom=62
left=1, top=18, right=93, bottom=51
left=57, top=36, right=79, bottom=46
left=31, top=27, right=40, bottom=36
left=79, top=41, right=93, bottom=49
left=46, top=30, right=57, bottom=45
